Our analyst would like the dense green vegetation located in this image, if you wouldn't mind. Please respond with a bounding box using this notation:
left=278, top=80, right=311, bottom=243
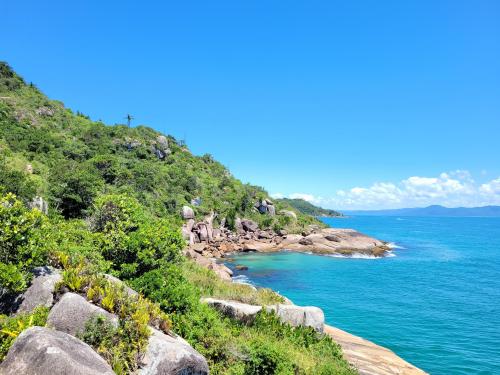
left=0, top=62, right=355, bottom=374
left=277, top=198, right=343, bottom=217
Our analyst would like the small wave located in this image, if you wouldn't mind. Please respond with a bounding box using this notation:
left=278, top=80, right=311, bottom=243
left=396, top=218, right=405, bottom=221
left=232, top=275, right=256, bottom=288
left=387, top=242, right=405, bottom=249
left=326, top=251, right=395, bottom=259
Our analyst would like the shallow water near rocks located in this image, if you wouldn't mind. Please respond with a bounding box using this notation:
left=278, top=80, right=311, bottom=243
left=226, top=216, right=500, bottom=375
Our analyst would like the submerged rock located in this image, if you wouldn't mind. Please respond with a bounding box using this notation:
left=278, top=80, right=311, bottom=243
left=139, top=327, right=209, bottom=375
left=0, top=326, right=114, bottom=375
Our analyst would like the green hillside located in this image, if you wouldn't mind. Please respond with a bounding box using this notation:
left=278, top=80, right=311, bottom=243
left=0, top=62, right=354, bottom=374
left=278, top=198, right=342, bottom=217
left=0, top=62, right=321, bottom=230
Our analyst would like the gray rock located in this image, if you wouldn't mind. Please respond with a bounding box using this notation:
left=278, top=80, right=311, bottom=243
left=277, top=229, right=288, bottom=236
left=267, top=204, right=276, bottom=216
left=201, top=298, right=262, bottom=324
left=241, top=219, right=258, bottom=232
left=153, top=136, right=171, bottom=160
left=234, top=217, right=243, bottom=232
left=156, top=135, right=169, bottom=149
left=186, top=218, right=195, bottom=232
left=182, top=225, right=191, bottom=240
left=29, top=196, right=48, bottom=215
left=203, top=298, right=324, bottom=332
left=298, top=237, right=314, bottom=246
left=181, top=206, right=195, bottom=219
left=47, top=293, right=118, bottom=336
left=139, top=327, right=209, bottom=375
left=0, top=326, right=114, bottom=375
left=267, top=304, right=324, bottom=332
left=196, top=223, right=209, bottom=242
left=325, top=235, right=341, bottom=242
left=16, top=267, right=61, bottom=314
left=212, top=228, right=221, bottom=240
left=104, top=274, right=139, bottom=297
left=35, top=106, right=55, bottom=117
left=191, top=197, right=202, bottom=206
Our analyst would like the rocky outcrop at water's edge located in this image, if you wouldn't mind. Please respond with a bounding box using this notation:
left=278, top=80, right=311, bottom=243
left=181, top=211, right=391, bottom=262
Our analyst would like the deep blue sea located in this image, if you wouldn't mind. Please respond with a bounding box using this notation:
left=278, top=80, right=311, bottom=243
left=226, top=216, right=500, bottom=375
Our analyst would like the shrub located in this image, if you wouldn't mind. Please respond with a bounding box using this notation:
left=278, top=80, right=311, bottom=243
left=90, top=194, right=184, bottom=279
left=245, top=341, right=294, bottom=375
left=0, top=163, right=36, bottom=203
left=0, top=193, right=48, bottom=292
left=48, top=161, right=103, bottom=218
left=131, top=264, right=199, bottom=314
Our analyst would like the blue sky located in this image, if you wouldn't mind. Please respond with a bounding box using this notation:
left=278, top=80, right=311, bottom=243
left=4, top=1, right=500, bottom=209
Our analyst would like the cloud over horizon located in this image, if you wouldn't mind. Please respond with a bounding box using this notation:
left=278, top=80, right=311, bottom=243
left=271, top=170, right=500, bottom=210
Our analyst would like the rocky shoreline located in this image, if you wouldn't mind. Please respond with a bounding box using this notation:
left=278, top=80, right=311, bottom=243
left=181, top=205, right=391, bottom=280
left=180, top=206, right=428, bottom=375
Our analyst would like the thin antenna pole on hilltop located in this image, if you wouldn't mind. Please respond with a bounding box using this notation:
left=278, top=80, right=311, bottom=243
left=125, top=114, right=134, bottom=127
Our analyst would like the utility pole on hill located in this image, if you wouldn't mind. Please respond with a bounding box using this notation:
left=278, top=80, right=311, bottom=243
left=125, top=114, right=134, bottom=127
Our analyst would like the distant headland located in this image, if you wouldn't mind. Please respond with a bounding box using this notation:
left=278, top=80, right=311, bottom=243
left=341, top=205, right=500, bottom=217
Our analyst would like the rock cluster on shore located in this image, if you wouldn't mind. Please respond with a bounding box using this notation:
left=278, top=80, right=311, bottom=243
left=180, top=204, right=391, bottom=276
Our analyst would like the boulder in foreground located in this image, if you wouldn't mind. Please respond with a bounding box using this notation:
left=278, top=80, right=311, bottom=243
left=0, top=326, right=114, bottom=375
left=47, top=292, right=118, bottom=336
left=139, top=327, right=209, bottom=375
left=16, top=266, right=62, bottom=314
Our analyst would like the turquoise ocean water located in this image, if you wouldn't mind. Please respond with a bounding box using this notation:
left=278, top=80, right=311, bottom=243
left=226, top=216, right=500, bottom=374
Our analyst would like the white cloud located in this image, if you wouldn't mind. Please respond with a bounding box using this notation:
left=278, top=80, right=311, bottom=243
left=480, top=178, right=500, bottom=196
left=278, top=171, right=500, bottom=210
left=289, top=193, right=318, bottom=203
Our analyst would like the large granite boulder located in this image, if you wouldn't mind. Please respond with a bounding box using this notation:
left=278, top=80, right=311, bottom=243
left=196, top=223, right=209, bottom=242
left=241, top=219, right=258, bottom=232
left=139, top=327, right=209, bottom=375
left=267, top=304, right=324, bottom=333
left=267, top=204, right=276, bottom=216
left=234, top=217, right=243, bottom=232
left=181, top=206, right=195, bottom=219
left=254, top=199, right=275, bottom=215
left=201, top=298, right=262, bottom=324
left=47, top=293, right=118, bottom=336
left=153, top=135, right=171, bottom=160
left=0, top=326, right=114, bottom=375
left=16, top=266, right=62, bottom=314
left=202, top=298, right=324, bottom=332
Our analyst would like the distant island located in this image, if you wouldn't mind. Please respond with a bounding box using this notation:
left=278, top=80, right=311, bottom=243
left=277, top=198, right=343, bottom=217
left=342, top=205, right=500, bottom=217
